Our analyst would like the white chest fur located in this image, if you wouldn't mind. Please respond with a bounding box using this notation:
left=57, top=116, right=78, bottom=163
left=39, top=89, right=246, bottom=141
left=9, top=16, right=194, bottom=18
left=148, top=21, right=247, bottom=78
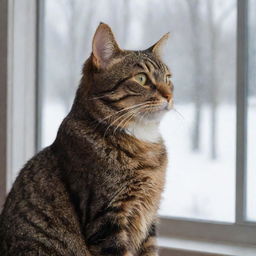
left=125, top=121, right=161, bottom=143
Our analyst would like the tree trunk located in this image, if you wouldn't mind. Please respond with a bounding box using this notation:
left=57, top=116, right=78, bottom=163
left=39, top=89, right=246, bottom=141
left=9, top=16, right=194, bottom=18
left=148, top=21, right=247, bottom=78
left=186, top=0, right=203, bottom=151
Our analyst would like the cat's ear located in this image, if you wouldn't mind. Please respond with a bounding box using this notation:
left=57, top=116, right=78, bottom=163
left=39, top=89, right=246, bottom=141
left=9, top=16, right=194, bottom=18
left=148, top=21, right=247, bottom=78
left=92, top=22, right=121, bottom=69
left=147, top=33, right=170, bottom=58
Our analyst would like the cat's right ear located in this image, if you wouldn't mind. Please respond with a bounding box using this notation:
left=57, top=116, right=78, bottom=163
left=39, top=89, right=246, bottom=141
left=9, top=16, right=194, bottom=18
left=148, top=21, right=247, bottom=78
left=146, top=33, right=170, bottom=59
left=92, top=23, right=121, bottom=69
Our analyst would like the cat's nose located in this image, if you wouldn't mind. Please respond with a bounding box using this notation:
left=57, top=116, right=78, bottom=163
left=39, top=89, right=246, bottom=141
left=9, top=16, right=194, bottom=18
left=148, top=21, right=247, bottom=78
left=157, top=82, right=173, bottom=102
left=162, top=93, right=172, bottom=102
left=161, top=97, right=173, bottom=110
left=167, top=98, right=173, bottom=110
left=162, top=93, right=173, bottom=110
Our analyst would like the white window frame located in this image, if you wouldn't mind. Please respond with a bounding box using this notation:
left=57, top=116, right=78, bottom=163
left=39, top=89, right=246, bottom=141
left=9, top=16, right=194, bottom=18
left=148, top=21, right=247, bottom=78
left=0, top=0, right=8, bottom=209
left=0, top=0, right=255, bottom=252
left=0, top=0, right=37, bottom=206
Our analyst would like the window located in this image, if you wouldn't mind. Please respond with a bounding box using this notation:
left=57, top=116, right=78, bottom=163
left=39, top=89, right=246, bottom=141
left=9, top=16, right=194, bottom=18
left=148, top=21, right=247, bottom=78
left=37, top=0, right=256, bottom=245
left=159, top=0, right=236, bottom=222
left=39, top=0, right=237, bottom=223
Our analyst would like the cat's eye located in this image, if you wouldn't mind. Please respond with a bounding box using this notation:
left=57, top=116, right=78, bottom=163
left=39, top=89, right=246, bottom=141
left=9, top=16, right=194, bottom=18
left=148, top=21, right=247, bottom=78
left=134, top=73, right=147, bottom=86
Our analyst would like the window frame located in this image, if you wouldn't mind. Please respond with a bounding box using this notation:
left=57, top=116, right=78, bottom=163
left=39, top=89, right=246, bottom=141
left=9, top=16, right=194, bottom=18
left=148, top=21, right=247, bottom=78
left=1, top=0, right=255, bottom=248
left=0, top=0, right=38, bottom=207
left=0, top=0, right=8, bottom=209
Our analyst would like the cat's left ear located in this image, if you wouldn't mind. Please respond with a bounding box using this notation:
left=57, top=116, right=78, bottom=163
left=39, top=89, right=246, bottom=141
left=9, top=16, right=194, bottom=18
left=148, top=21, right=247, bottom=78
left=146, top=33, right=170, bottom=58
left=92, top=22, right=121, bottom=69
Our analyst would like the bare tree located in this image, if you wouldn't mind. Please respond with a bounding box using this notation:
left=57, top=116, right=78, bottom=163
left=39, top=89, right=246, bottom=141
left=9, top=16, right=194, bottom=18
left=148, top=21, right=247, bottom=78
left=121, top=0, right=131, bottom=48
left=185, top=0, right=205, bottom=152
left=56, top=0, right=96, bottom=112
left=206, top=0, right=235, bottom=159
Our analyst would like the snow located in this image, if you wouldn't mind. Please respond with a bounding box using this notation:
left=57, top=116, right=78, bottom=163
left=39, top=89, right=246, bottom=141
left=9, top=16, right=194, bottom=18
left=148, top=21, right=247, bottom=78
left=159, top=104, right=236, bottom=222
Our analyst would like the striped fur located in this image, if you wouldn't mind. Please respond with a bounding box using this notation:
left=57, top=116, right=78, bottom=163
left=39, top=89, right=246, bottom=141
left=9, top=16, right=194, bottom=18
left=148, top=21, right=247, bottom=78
left=0, top=23, right=172, bottom=255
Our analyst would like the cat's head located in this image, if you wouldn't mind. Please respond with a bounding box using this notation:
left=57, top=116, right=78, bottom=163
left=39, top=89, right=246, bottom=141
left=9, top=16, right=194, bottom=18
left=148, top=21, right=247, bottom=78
left=78, top=23, right=173, bottom=134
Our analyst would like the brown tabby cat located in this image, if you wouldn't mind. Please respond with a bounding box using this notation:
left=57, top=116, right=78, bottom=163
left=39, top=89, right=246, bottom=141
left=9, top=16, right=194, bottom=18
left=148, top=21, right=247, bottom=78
left=0, top=23, right=173, bottom=256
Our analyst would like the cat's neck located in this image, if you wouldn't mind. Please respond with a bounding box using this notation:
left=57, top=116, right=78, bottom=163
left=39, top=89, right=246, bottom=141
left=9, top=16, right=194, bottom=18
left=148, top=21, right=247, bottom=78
left=125, top=121, right=161, bottom=143
left=53, top=114, right=164, bottom=172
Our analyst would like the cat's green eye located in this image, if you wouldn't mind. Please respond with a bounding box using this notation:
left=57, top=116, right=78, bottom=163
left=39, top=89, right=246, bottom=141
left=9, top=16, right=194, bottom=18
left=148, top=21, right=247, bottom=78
left=134, top=73, right=147, bottom=86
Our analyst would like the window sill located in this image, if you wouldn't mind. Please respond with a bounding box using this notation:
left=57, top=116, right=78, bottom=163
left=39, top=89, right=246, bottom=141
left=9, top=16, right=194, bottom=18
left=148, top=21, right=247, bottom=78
left=158, top=236, right=256, bottom=256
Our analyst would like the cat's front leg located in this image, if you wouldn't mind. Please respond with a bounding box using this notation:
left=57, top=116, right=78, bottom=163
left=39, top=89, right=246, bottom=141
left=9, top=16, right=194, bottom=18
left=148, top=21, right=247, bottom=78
left=138, top=223, right=159, bottom=256
left=86, top=215, right=133, bottom=256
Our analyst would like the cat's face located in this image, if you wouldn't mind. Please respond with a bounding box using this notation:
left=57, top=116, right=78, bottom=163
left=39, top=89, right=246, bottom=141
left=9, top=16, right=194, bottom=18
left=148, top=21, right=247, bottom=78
left=83, top=23, right=173, bottom=130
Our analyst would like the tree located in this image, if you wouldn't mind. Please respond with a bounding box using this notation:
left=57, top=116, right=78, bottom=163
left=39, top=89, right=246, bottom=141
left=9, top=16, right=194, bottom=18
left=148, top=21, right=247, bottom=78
left=185, top=0, right=205, bottom=152
left=206, top=0, right=235, bottom=159
left=121, top=0, right=131, bottom=48
left=62, top=0, right=96, bottom=111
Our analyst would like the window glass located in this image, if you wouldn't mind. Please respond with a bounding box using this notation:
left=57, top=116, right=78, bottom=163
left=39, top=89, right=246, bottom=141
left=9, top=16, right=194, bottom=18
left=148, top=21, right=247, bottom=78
left=40, top=0, right=236, bottom=222
left=246, top=0, right=256, bottom=221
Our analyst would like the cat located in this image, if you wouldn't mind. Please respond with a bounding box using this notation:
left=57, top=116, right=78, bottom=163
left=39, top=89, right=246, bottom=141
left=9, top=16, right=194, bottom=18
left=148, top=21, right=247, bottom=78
left=0, top=23, right=173, bottom=256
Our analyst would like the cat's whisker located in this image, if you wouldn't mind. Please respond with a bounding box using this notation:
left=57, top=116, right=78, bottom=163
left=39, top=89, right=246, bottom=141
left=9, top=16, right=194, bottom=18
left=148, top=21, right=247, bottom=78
left=137, top=106, right=150, bottom=124
left=120, top=105, right=153, bottom=136
left=107, top=102, right=152, bottom=127
left=113, top=114, right=132, bottom=136
left=108, top=106, right=145, bottom=135
left=92, top=102, right=150, bottom=132
left=113, top=110, right=138, bottom=136
left=114, top=104, right=153, bottom=135
left=99, top=102, right=150, bottom=123
left=99, top=101, right=158, bottom=131
left=103, top=109, right=136, bottom=138
left=172, top=107, right=185, bottom=120
left=119, top=111, right=141, bottom=133
left=110, top=104, right=152, bottom=136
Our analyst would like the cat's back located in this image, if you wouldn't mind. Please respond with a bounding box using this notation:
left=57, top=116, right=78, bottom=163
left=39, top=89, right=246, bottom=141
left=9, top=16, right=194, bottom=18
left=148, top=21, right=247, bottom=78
left=0, top=147, right=89, bottom=256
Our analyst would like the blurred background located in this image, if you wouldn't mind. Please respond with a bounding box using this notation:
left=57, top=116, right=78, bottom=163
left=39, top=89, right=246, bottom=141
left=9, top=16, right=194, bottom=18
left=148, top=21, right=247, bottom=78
left=38, top=0, right=255, bottom=223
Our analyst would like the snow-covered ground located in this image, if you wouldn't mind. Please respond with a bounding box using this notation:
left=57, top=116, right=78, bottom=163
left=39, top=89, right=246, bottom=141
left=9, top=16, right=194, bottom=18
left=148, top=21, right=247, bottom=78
left=41, top=101, right=255, bottom=222
left=159, top=104, right=236, bottom=222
